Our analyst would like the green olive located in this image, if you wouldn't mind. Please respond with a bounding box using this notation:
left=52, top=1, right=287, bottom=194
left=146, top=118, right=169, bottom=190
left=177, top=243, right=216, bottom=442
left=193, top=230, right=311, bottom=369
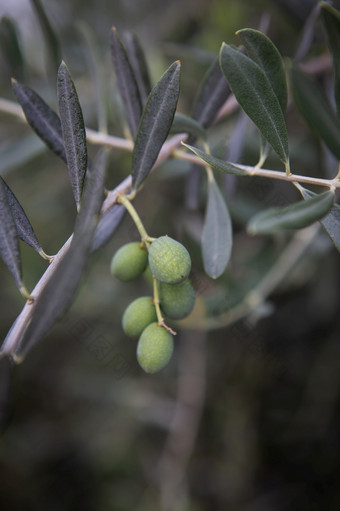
left=137, top=322, right=174, bottom=374
left=160, top=279, right=195, bottom=319
left=122, top=296, right=157, bottom=338
left=148, top=236, right=191, bottom=284
left=110, top=242, right=148, bottom=281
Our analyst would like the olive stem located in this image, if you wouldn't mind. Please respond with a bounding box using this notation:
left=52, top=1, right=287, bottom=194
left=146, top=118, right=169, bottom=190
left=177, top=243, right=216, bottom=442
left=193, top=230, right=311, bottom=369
left=117, top=193, right=150, bottom=244
left=153, top=276, right=177, bottom=335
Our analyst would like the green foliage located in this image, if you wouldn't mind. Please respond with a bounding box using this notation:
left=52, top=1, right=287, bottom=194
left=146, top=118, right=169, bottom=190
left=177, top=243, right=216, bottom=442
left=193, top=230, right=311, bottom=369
left=0, top=1, right=340, bottom=377
left=136, top=322, right=174, bottom=374
left=110, top=241, right=148, bottom=282
left=148, top=236, right=191, bottom=284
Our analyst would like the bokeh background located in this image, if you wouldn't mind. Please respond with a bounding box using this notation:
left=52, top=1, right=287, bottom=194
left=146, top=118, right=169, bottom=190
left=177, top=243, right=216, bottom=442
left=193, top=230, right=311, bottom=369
left=1, top=0, right=340, bottom=510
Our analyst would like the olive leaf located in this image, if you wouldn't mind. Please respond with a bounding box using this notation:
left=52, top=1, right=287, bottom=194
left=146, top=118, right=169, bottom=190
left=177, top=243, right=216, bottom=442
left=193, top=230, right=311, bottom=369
left=236, top=28, right=287, bottom=113
left=301, top=187, right=340, bottom=252
left=321, top=2, right=340, bottom=116
left=0, top=16, right=26, bottom=81
left=219, top=43, right=289, bottom=165
left=58, top=61, right=88, bottom=208
left=110, top=26, right=143, bottom=139
left=183, top=143, right=248, bottom=176
left=131, top=60, right=181, bottom=192
left=1, top=177, right=45, bottom=256
left=291, top=65, right=340, bottom=160
left=170, top=113, right=207, bottom=141
left=91, top=203, right=126, bottom=252
left=17, top=148, right=107, bottom=359
left=247, top=190, right=335, bottom=234
left=0, top=176, right=26, bottom=294
left=12, top=80, right=67, bottom=163
left=191, top=56, right=230, bottom=132
left=30, top=0, right=61, bottom=79
left=202, top=174, right=233, bottom=279
left=123, top=30, right=152, bottom=106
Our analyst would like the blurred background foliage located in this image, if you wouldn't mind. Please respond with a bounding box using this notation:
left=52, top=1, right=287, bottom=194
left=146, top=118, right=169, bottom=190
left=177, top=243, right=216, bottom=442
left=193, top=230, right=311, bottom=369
left=1, top=0, right=340, bottom=510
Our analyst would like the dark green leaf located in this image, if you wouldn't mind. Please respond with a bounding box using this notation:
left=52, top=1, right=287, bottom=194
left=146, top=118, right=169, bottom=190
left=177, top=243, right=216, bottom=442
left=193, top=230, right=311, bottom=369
left=0, top=16, right=26, bottom=81
left=236, top=28, right=287, bottom=113
left=91, top=203, right=126, bottom=252
left=58, top=61, right=88, bottom=208
left=131, top=60, right=181, bottom=191
left=17, top=148, right=107, bottom=359
left=219, top=43, right=289, bottom=165
left=170, top=113, right=207, bottom=140
left=12, top=80, right=66, bottom=163
left=247, top=190, right=335, bottom=234
left=191, top=57, right=230, bottom=132
left=321, top=2, right=340, bottom=116
left=0, top=176, right=23, bottom=290
left=291, top=65, right=340, bottom=160
left=183, top=143, right=248, bottom=176
left=123, top=30, right=152, bottom=105
left=30, top=0, right=61, bottom=79
left=202, top=176, right=233, bottom=278
left=301, top=187, right=340, bottom=252
left=1, top=177, right=43, bottom=255
left=110, top=27, right=143, bottom=139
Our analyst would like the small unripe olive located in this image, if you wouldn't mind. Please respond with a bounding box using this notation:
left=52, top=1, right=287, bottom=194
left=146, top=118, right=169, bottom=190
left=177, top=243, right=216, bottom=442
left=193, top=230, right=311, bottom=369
left=160, top=279, right=195, bottom=319
left=122, top=296, right=157, bottom=338
left=137, top=322, right=174, bottom=374
left=110, top=242, right=148, bottom=281
left=148, top=236, right=191, bottom=284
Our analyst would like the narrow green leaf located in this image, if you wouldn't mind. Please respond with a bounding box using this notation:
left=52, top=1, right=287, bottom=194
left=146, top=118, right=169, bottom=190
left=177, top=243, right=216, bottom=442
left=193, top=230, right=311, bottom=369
left=30, top=0, right=61, bottom=79
left=12, top=80, right=66, bottom=163
left=0, top=176, right=23, bottom=290
left=91, top=203, right=126, bottom=252
left=191, top=57, right=230, bottom=131
left=0, top=16, right=26, bottom=81
left=110, top=27, right=143, bottom=139
left=291, top=65, right=340, bottom=160
left=123, top=31, right=152, bottom=105
left=170, top=113, right=207, bottom=141
left=219, top=43, right=289, bottom=165
left=236, top=28, right=287, bottom=113
left=321, top=2, right=340, bottom=116
left=301, top=187, right=340, bottom=252
left=57, top=61, right=88, bottom=208
left=1, top=177, right=43, bottom=255
left=247, top=191, right=335, bottom=234
left=17, top=148, right=107, bottom=359
left=131, top=60, right=181, bottom=191
left=202, top=176, right=233, bottom=278
left=183, top=143, right=248, bottom=176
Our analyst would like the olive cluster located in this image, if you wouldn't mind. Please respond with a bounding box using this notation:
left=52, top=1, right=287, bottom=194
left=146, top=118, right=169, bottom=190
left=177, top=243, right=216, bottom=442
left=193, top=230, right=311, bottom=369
left=110, top=236, right=195, bottom=374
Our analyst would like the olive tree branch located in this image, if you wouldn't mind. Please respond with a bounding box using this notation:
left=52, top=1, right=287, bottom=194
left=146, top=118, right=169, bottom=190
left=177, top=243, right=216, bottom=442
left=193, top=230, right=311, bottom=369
left=0, top=133, right=186, bottom=359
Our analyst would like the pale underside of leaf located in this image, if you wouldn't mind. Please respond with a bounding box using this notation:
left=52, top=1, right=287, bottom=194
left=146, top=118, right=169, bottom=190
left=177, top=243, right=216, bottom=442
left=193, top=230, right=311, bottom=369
left=202, top=177, right=233, bottom=278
